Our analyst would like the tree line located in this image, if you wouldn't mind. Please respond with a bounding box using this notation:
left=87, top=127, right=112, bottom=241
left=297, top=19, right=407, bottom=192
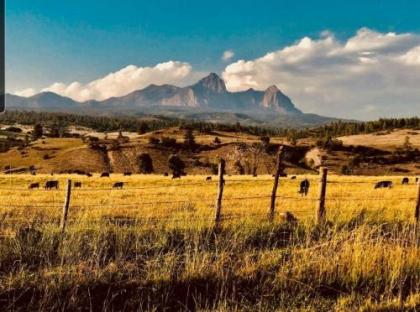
left=0, top=110, right=419, bottom=141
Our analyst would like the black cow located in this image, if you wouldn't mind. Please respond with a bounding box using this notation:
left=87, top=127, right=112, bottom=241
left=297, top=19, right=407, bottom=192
left=74, top=182, right=82, bottom=188
left=402, top=177, right=409, bottom=185
left=45, top=180, right=59, bottom=190
left=29, top=182, right=40, bottom=189
left=206, top=176, right=212, bottom=181
left=113, top=182, right=124, bottom=189
left=101, top=172, right=110, bottom=177
left=374, top=181, right=393, bottom=189
left=124, top=172, right=132, bottom=176
left=172, top=173, right=181, bottom=179
left=163, top=172, right=169, bottom=177
left=86, top=173, right=92, bottom=177
left=299, top=179, right=310, bottom=196
left=290, top=176, right=297, bottom=180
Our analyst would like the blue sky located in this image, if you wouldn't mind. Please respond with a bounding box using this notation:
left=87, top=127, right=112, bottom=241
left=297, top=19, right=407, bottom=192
left=6, top=1, right=420, bottom=118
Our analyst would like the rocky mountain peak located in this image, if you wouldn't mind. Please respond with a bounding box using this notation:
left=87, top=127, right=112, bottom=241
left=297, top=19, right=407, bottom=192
left=265, top=85, right=280, bottom=94
left=262, top=85, right=301, bottom=114
left=195, top=73, right=227, bottom=93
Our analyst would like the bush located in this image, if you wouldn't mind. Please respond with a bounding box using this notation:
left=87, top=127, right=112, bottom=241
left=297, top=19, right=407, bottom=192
left=340, top=165, right=352, bottom=175
left=161, top=137, right=177, bottom=148
left=148, top=137, right=160, bottom=145
left=234, top=160, right=245, bottom=175
left=210, top=163, right=218, bottom=175
left=5, top=126, right=22, bottom=133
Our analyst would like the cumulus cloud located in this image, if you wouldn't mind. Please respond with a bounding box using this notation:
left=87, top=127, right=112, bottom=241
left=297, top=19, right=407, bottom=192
left=222, top=28, right=420, bottom=119
left=13, top=88, right=37, bottom=97
left=40, top=61, right=199, bottom=102
left=222, top=50, right=235, bottom=61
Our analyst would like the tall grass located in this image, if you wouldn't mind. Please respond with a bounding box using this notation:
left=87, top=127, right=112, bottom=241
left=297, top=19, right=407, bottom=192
left=0, top=174, right=419, bottom=311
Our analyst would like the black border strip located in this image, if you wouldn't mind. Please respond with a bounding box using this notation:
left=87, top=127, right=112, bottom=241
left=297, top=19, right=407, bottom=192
left=0, top=0, right=4, bottom=112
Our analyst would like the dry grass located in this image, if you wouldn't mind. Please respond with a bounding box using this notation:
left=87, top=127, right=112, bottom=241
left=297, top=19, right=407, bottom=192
left=0, top=174, right=419, bottom=311
left=339, top=129, right=420, bottom=151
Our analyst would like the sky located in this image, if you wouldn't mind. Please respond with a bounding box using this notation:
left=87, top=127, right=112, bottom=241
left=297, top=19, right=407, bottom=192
left=6, top=0, right=420, bottom=119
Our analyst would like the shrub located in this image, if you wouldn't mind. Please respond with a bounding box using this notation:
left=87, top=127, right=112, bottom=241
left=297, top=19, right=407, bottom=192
left=161, top=137, right=177, bottom=148
left=148, top=137, right=160, bottom=145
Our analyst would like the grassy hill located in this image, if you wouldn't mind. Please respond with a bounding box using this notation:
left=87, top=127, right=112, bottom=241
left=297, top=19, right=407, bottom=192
left=0, top=126, right=419, bottom=176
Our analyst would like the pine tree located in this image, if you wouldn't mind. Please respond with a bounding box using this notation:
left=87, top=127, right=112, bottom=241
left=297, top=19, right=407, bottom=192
left=138, top=153, right=154, bottom=174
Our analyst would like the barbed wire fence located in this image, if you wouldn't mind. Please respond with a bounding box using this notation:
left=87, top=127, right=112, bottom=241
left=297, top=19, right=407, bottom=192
left=0, top=147, right=419, bottom=235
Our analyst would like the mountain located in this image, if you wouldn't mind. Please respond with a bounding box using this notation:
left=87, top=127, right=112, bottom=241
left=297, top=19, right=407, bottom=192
left=5, top=73, right=340, bottom=127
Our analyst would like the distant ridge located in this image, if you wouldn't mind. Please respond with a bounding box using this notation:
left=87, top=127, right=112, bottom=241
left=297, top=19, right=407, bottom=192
left=6, top=73, right=341, bottom=127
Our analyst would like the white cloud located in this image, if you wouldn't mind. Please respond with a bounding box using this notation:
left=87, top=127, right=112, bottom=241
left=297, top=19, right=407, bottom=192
left=222, top=50, right=235, bottom=61
left=222, top=28, right=420, bottom=119
left=13, top=88, right=37, bottom=97
left=399, top=46, right=420, bottom=65
left=41, top=61, right=199, bottom=102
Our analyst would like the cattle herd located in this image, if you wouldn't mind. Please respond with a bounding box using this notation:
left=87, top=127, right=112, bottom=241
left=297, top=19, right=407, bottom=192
left=26, top=173, right=419, bottom=192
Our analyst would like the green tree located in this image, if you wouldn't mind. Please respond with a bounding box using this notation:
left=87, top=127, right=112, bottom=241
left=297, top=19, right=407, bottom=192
left=168, top=154, right=185, bottom=176
left=138, top=153, right=154, bottom=174
left=184, top=128, right=196, bottom=150
left=32, top=123, right=43, bottom=140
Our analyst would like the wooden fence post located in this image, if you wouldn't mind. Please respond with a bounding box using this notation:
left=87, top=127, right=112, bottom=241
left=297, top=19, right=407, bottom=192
left=215, top=159, right=225, bottom=224
left=60, top=179, right=72, bottom=234
left=316, top=167, right=328, bottom=224
left=269, top=146, right=284, bottom=221
left=415, top=179, right=420, bottom=224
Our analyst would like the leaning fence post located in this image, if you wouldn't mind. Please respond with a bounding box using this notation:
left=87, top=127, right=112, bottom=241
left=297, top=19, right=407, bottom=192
left=316, top=167, right=328, bottom=224
left=215, top=159, right=225, bottom=224
left=415, top=179, right=420, bottom=224
left=269, top=145, right=284, bottom=221
left=60, top=179, right=72, bottom=234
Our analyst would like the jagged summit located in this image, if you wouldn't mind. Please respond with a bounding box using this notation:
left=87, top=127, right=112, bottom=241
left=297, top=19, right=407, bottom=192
left=261, top=85, right=301, bottom=114
left=7, top=73, right=311, bottom=120
left=265, top=85, right=280, bottom=93
left=194, top=73, right=227, bottom=94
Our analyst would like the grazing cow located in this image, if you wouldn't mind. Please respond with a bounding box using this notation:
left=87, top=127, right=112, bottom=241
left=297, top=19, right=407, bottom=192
left=290, top=176, right=297, bottom=180
left=279, top=172, right=287, bottom=177
left=29, top=182, right=40, bottom=189
left=45, top=180, right=59, bottom=190
left=124, top=172, right=132, bottom=176
left=86, top=173, right=92, bottom=177
left=74, top=182, right=82, bottom=188
left=163, top=172, right=169, bottom=177
left=299, top=179, right=310, bottom=196
left=113, top=182, right=124, bottom=189
left=402, top=177, right=409, bottom=185
left=101, top=172, right=110, bottom=177
left=206, top=176, right=212, bottom=181
left=172, top=173, right=181, bottom=179
left=374, top=181, right=393, bottom=189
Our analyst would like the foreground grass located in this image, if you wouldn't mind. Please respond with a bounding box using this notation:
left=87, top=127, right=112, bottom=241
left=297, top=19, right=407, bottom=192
left=0, top=175, right=419, bottom=311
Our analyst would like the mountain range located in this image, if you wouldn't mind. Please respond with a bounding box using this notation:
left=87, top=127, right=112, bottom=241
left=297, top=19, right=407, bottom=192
left=6, top=73, right=340, bottom=127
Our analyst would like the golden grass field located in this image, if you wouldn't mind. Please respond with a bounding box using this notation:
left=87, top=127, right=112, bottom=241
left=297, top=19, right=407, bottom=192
left=338, top=129, right=420, bottom=150
left=0, top=174, right=419, bottom=311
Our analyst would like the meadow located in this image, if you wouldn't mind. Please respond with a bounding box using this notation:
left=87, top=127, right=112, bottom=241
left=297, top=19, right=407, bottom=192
left=0, top=174, right=419, bottom=311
